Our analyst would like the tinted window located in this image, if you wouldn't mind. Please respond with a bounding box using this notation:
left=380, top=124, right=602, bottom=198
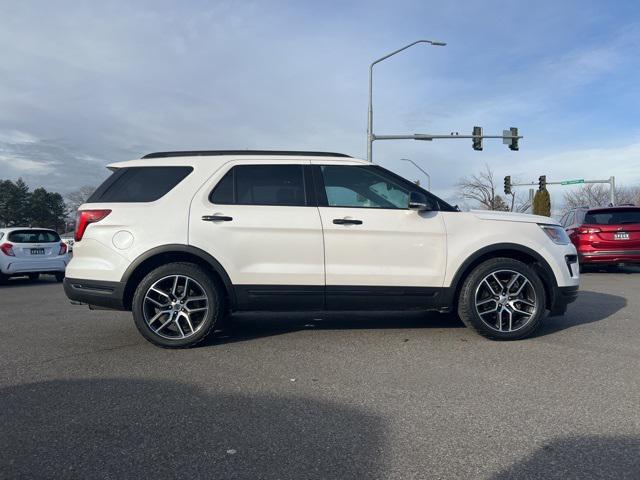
left=584, top=208, right=640, bottom=225
left=8, top=230, right=60, bottom=243
left=209, top=169, right=234, bottom=204
left=321, top=166, right=409, bottom=209
left=210, top=165, right=306, bottom=206
left=87, top=167, right=193, bottom=203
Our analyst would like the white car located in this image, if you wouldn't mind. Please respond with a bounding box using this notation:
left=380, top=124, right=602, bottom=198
left=0, top=227, right=69, bottom=283
left=64, top=150, right=579, bottom=347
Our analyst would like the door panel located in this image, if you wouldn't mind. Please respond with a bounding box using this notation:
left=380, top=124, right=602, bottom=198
left=189, top=161, right=325, bottom=300
left=319, top=207, right=447, bottom=288
left=313, top=163, right=447, bottom=293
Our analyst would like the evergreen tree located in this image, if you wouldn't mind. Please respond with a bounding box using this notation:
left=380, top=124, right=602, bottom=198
left=0, top=178, right=30, bottom=226
left=533, top=189, right=551, bottom=217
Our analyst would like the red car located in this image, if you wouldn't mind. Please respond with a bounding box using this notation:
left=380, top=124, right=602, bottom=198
left=561, top=206, right=640, bottom=268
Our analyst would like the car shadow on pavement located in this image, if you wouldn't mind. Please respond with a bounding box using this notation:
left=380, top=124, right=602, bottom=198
left=582, top=265, right=640, bottom=274
left=0, top=378, right=389, bottom=480
left=491, top=435, right=640, bottom=479
left=0, top=275, right=59, bottom=287
left=536, top=290, right=626, bottom=337
left=206, top=311, right=463, bottom=347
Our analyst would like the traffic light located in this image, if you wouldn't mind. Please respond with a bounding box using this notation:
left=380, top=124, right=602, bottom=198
left=504, top=176, right=512, bottom=195
left=538, top=175, right=546, bottom=191
left=472, top=126, right=483, bottom=151
left=508, top=127, right=519, bottom=151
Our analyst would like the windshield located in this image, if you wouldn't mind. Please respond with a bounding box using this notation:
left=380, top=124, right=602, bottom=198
left=584, top=208, right=640, bottom=225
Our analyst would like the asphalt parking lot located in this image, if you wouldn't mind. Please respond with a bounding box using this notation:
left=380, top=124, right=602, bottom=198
left=1, top=270, right=639, bottom=479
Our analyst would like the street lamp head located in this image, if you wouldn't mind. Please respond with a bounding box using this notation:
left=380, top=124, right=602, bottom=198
left=429, top=41, right=447, bottom=46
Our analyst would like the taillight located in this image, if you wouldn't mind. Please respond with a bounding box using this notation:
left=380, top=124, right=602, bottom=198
left=75, top=209, right=111, bottom=242
left=577, top=227, right=601, bottom=234
left=0, top=243, right=15, bottom=256
left=59, top=242, right=68, bottom=255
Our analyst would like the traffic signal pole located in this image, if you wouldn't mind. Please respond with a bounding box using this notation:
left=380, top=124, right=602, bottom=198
left=506, top=176, right=617, bottom=205
left=366, top=39, right=523, bottom=161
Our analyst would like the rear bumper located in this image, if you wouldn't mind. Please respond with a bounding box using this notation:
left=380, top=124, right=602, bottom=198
left=1, top=258, right=67, bottom=275
left=579, top=250, right=640, bottom=264
left=63, top=277, right=126, bottom=310
left=549, top=285, right=579, bottom=317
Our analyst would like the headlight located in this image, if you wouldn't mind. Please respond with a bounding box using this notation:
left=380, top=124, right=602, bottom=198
left=539, top=224, right=570, bottom=245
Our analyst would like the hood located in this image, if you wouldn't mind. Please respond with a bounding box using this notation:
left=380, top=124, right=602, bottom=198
left=470, top=209, right=558, bottom=225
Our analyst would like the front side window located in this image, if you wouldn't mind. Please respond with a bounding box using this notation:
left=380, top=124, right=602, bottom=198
left=320, top=166, right=409, bottom=209
left=209, top=164, right=306, bottom=206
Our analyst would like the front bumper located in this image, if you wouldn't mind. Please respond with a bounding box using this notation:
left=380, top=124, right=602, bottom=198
left=63, top=277, right=126, bottom=310
left=549, top=285, right=579, bottom=317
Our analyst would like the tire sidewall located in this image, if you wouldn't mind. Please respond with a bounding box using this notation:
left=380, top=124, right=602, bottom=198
left=460, top=258, right=547, bottom=340
left=132, top=263, right=222, bottom=348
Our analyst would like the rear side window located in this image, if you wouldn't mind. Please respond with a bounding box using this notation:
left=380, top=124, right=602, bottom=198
left=209, top=165, right=306, bottom=206
left=8, top=230, right=60, bottom=243
left=87, top=167, right=193, bottom=203
left=584, top=208, right=640, bottom=225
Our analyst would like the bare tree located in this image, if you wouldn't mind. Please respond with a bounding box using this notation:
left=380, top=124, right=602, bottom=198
left=562, top=184, right=640, bottom=212
left=65, top=185, right=96, bottom=218
left=457, top=164, right=529, bottom=212
left=508, top=191, right=532, bottom=213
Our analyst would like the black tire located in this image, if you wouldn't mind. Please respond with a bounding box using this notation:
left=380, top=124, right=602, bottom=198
left=28, top=273, right=40, bottom=281
left=0, top=273, right=8, bottom=285
left=132, top=262, right=225, bottom=348
left=457, top=257, right=547, bottom=340
left=54, top=272, right=65, bottom=282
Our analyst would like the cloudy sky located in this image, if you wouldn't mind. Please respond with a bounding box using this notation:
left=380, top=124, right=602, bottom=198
left=1, top=0, right=639, bottom=208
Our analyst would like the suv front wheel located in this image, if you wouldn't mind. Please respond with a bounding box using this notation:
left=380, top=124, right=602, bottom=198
left=457, top=258, right=546, bottom=340
left=132, top=262, right=224, bottom=348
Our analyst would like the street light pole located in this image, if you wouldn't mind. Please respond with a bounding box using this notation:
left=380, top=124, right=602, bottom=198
left=401, top=158, right=431, bottom=191
left=367, top=39, right=446, bottom=163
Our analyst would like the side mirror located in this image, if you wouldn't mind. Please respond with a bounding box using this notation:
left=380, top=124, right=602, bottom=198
left=408, top=191, right=432, bottom=211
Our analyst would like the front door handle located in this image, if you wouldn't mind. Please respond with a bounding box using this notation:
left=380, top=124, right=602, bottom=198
left=202, top=215, right=233, bottom=222
left=333, top=218, right=363, bottom=225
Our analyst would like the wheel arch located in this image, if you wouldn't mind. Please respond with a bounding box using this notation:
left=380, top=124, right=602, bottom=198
left=449, top=243, right=558, bottom=310
left=121, top=244, right=235, bottom=310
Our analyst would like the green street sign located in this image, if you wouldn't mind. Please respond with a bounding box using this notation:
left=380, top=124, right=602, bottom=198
left=561, top=179, right=585, bottom=185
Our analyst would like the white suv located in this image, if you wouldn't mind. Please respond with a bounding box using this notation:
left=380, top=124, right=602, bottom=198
left=64, top=150, right=579, bottom=347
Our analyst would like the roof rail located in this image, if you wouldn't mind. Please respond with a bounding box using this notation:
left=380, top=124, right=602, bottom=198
left=142, top=150, right=352, bottom=159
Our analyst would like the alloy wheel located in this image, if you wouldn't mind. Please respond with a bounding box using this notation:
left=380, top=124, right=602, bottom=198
left=142, top=275, right=210, bottom=340
left=474, top=269, right=538, bottom=333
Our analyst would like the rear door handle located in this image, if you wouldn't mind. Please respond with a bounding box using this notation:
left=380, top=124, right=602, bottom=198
left=333, top=218, right=363, bottom=225
left=202, top=215, right=233, bottom=222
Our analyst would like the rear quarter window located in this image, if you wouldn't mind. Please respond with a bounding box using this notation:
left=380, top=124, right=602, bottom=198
left=8, top=230, right=60, bottom=243
left=87, top=166, right=193, bottom=203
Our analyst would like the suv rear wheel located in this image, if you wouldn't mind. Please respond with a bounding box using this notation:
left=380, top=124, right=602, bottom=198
left=132, top=262, right=224, bottom=348
left=458, top=258, right=546, bottom=340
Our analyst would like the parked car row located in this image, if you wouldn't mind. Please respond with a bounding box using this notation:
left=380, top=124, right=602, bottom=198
left=0, top=228, right=69, bottom=284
